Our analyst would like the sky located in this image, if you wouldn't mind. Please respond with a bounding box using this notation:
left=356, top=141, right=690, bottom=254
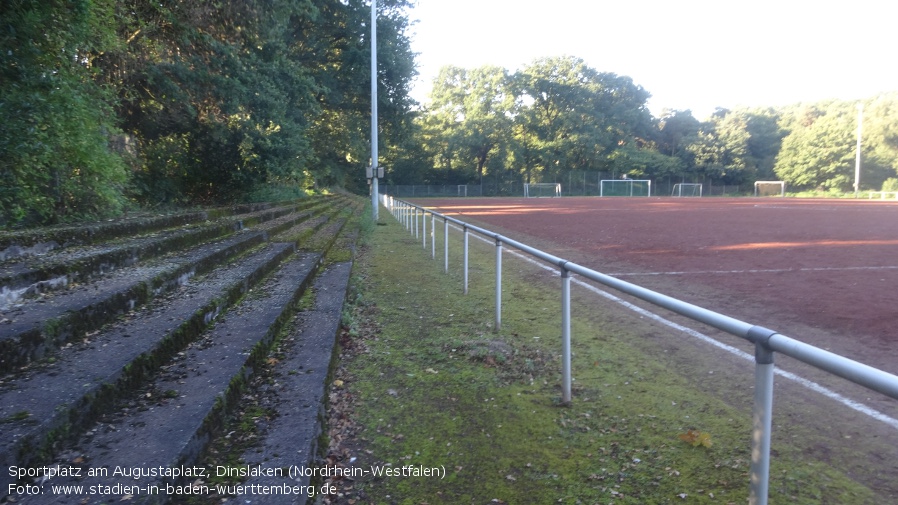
left=405, top=0, right=898, bottom=119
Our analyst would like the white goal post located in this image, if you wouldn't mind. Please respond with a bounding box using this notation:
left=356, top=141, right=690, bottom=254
left=754, top=181, right=786, bottom=197
left=671, top=183, right=702, bottom=197
left=600, top=179, right=651, bottom=197
left=524, top=183, right=562, bottom=197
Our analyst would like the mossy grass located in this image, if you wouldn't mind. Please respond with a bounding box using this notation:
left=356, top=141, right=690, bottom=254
left=335, top=208, right=878, bottom=504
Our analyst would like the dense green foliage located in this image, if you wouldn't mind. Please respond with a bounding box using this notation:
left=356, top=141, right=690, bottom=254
left=1, top=0, right=416, bottom=226
left=405, top=57, right=898, bottom=195
left=1, top=0, right=128, bottom=225
left=4, top=0, right=896, bottom=225
left=774, top=100, right=898, bottom=193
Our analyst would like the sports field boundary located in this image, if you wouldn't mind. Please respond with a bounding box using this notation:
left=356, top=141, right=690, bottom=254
left=382, top=194, right=898, bottom=505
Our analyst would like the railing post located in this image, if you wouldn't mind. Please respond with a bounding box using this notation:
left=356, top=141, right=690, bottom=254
left=431, top=213, right=436, bottom=259
left=748, top=326, right=776, bottom=505
left=561, top=264, right=572, bottom=404
left=463, top=225, right=469, bottom=294
left=495, top=237, right=502, bottom=331
left=422, top=210, right=427, bottom=249
left=414, top=207, right=419, bottom=239
left=444, top=217, right=449, bottom=274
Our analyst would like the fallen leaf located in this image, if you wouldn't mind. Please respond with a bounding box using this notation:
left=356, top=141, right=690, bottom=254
left=678, top=429, right=712, bottom=448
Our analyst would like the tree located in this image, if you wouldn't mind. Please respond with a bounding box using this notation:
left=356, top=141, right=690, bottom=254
left=743, top=109, right=786, bottom=180
left=421, top=65, right=516, bottom=183
left=104, top=0, right=416, bottom=203
left=685, top=110, right=752, bottom=184
left=656, top=109, right=701, bottom=159
left=774, top=102, right=857, bottom=190
left=859, top=93, right=898, bottom=190
left=514, top=56, right=653, bottom=180
left=1, top=0, right=128, bottom=226
left=2, top=0, right=418, bottom=224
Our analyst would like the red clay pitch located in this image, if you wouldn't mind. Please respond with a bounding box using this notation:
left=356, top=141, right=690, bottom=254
left=414, top=197, right=898, bottom=375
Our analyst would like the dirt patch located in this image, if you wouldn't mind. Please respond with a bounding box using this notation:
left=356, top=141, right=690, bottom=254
left=418, top=197, right=898, bottom=375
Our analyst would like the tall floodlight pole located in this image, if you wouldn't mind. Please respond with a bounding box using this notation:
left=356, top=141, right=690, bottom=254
left=854, top=103, right=863, bottom=198
left=369, top=0, right=379, bottom=220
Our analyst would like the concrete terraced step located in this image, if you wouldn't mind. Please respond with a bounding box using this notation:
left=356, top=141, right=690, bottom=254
left=0, top=243, right=303, bottom=493
left=0, top=199, right=344, bottom=373
left=0, top=202, right=292, bottom=263
left=237, top=261, right=353, bottom=505
left=0, top=195, right=363, bottom=505
left=0, top=200, right=329, bottom=308
left=16, top=253, right=323, bottom=505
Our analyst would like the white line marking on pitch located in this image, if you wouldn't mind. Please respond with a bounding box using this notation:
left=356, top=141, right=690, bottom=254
left=450, top=223, right=898, bottom=430
left=609, top=265, right=898, bottom=277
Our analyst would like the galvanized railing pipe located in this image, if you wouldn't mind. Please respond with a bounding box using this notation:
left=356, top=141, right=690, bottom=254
left=495, top=238, right=502, bottom=331
left=463, top=225, right=469, bottom=294
left=385, top=197, right=898, bottom=505
left=443, top=217, right=449, bottom=274
left=751, top=342, right=775, bottom=505
left=561, top=265, right=572, bottom=404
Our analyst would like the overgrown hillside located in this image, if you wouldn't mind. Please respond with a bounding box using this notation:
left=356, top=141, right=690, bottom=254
left=1, top=0, right=416, bottom=227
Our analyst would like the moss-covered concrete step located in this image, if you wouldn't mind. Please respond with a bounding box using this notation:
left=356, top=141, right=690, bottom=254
left=292, top=199, right=364, bottom=254
left=0, top=243, right=304, bottom=496
left=0, top=230, right=266, bottom=374
left=16, top=253, right=323, bottom=505
left=0, top=201, right=344, bottom=373
left=0, top=202, right=284, bottom=263
left=0, top=203, right=311, bottom=306
left=235, top=261, right=353, bottom=505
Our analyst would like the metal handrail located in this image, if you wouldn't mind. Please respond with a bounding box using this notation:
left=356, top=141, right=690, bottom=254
left=381, top=195, right=898, bottom=505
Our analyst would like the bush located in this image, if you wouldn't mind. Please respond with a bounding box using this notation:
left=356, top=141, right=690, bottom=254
left=882, top=178, right=898, bottom=192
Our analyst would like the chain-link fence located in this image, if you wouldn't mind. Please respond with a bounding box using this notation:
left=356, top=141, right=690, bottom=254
left=381, top=172, right=752, bottom=197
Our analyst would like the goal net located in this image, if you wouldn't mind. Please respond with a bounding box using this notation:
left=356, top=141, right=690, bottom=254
left=754, top=181, right=786, bottom=197
left=671, top=183, right=702, bottom=197
left=600, top=179, right=651, bottom=197
left=524, top=183, right=562, bottom=197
